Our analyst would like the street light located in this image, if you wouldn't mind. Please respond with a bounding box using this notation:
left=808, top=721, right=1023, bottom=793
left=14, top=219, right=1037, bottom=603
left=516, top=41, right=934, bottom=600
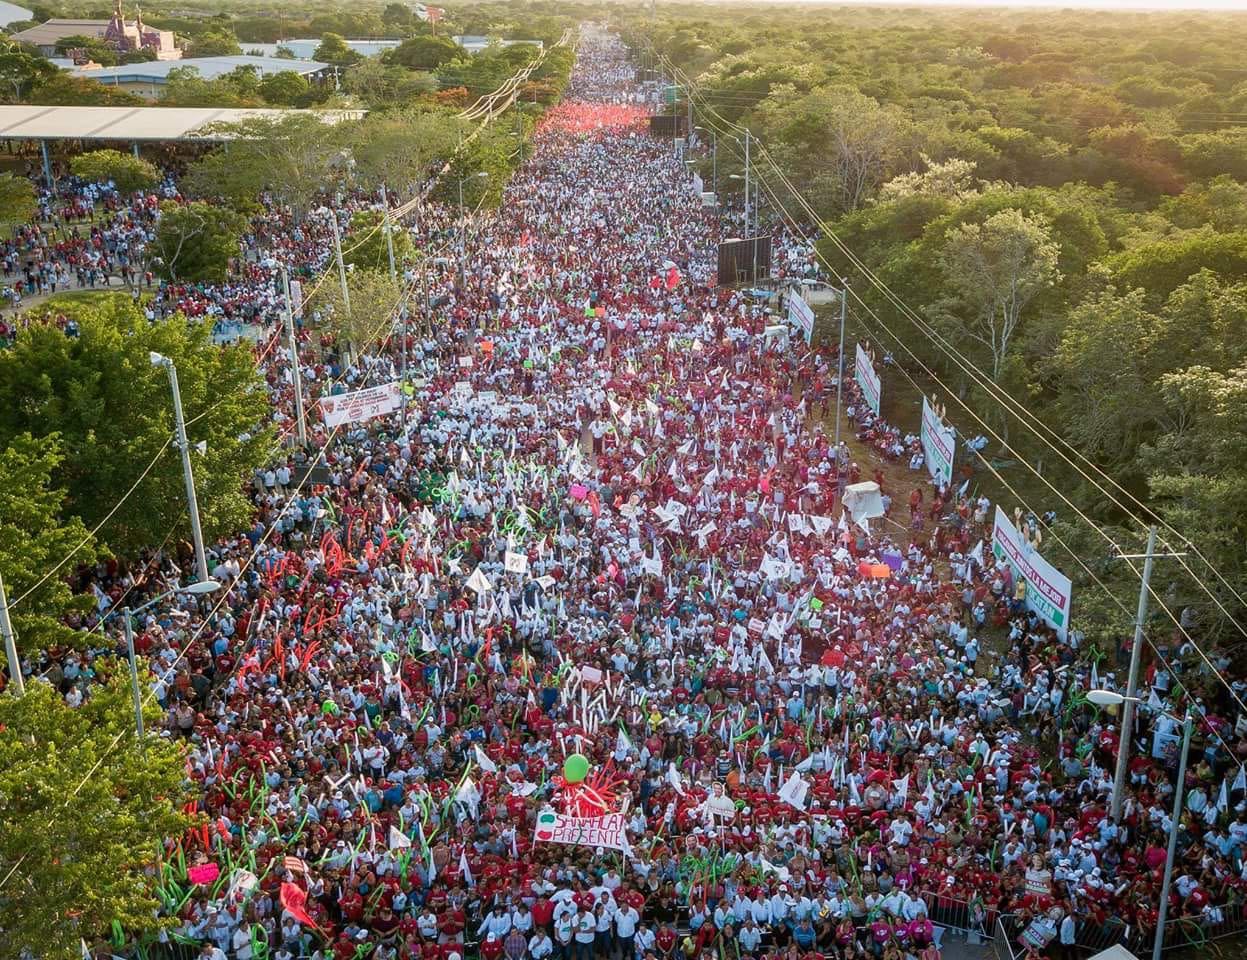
left=456, top=171, right=489, bottom=287
left=116, top=579, right=221, bottom=748
left=149, top=352, right=212, bottom=589
left=694, top=125, right=717, bottom=199
left=1089, top=689, right=1192, bottom=960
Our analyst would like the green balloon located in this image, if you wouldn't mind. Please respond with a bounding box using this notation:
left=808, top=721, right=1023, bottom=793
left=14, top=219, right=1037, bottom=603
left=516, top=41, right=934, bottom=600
left=563, top=753, right=590, bottom=783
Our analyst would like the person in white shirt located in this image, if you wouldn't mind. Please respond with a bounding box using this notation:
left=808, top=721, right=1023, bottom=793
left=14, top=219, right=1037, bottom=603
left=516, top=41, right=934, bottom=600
left=530, top=930, right=554, bottom=960
left=480, top=906, right=512, bottom=940
left=512, top=903, right=534, bottom=934
left=738, top=919, right=763, bottom=954
left=632, top=923, right=656, bottom=959
left=574, top=906, right=598, bottom=960
left=614, top=904, right=639, bottom=958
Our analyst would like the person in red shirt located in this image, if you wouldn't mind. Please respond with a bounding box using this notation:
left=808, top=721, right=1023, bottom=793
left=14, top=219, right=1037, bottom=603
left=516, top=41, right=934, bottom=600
left=532, top=895, right=556, bottom=931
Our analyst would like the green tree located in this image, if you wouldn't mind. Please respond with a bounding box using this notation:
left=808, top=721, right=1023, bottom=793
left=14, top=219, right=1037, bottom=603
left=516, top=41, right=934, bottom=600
left=755, top=84, right=913, bottom=214
left=69, top=149, right=160, bottom=194
left=259, top=69, right=310, bottom=106
left=185, top=113, right=341, bottom=218
left=150, top=200, right=245, bottom=283
left=938, top=208, right=1062, bottom=383
left=0, top=671, right=192, bottom=959
left=0, top=41, right=58, bottom=100
left=347, top=109, right=461, bottom=195
left=27, top=74, right=145, bottom=106
left=52, top=34, right=118, bottom=66
left=343, top=209, right=414, bottom=273
left=314, top=32, right=361, bottom=66
left=1141, top=364, right=1247, bottom=638
left=0, top=296, right=271, bottom=555
left=0, top=433, right=102, bottom=654
left=311, top=267, right=404, bottom=356
left=0, top=172, right=36, bottom=227
left=388, top=34, right=462, bottom=70
left=184, top=30, right=242, bottom=58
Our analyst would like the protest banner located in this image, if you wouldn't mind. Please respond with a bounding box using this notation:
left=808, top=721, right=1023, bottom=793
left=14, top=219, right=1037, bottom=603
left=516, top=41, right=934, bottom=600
left=854, top=343, right=881, bottom=416
left=991, top=507, right=1073, bottom=639
left=787, top=290, right=815, bottom=344
left=920, top=396, right=956, bottom=488
left=318, top=382, right=401, bottom=428
left=533, top=809, right=627, bottom=851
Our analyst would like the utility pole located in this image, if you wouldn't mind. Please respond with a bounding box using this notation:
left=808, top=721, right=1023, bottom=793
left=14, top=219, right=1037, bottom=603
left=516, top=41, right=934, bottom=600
left=122, top=608, right=144, bottom=750
left=1154, top=708, right=1194, bottom=960
left=710, top=131, right=717, bottom=201
left=1111, top=526, right=1186, bottom=821
left=744, top=127, right=751, bottom=240
left=834, top=283, right=848, bottom=452
left=280, top=263, right=308, bottom=447
left=379, top=184, right=398, bottom=284
left=151, top=354, right=211, bottom=587
left=329, top=210, right=351, bottom=316
left=0, top=566, right=24, bottom=696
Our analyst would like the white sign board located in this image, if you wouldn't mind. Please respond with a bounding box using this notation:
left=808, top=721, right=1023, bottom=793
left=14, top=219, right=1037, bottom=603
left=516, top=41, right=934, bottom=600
left=533, top=810, right=627, bottom=851
left=787, top=291, right=815, bottom=344
left=920, top=396, right=956, bottom=488
left=318, top=382, right=401, bottom=428
left=991, top=506, right=1073, bottom=639
left=855, top=343, right=881, bottom=417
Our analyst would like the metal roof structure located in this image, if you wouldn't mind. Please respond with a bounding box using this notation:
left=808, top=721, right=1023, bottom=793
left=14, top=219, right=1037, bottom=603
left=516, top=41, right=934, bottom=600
left=0, top=105, right=361, bottom=143
left=0, top=0, right=32, bottom=26
left=71, top=55, right=330, bottom=85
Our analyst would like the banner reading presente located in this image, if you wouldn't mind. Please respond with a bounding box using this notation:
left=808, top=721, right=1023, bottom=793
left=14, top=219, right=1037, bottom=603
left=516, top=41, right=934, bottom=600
left=920, top=396, right=956, bottom=488
left=992, top=506, right=1073, bottom=639
left=787, top=291, right=815, bottom=344
left=855, top=343, right=881, bottom=416
left=318, top=382, right=402, bottom=428
left=533, top=809, right=627, bottom=851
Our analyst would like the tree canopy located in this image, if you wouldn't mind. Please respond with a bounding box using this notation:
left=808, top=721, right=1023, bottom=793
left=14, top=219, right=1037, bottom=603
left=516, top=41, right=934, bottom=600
left=0, top=671, right=192, bottom=960
left=69, top=149, right=160, bottom=195
left=0, top=296, right=271, bottom=557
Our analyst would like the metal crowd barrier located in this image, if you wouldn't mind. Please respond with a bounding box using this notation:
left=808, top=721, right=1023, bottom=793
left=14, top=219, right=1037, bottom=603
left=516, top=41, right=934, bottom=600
left=994, top=901, right=1247, bottom=958
left=919, top=891, right=996, bottom=943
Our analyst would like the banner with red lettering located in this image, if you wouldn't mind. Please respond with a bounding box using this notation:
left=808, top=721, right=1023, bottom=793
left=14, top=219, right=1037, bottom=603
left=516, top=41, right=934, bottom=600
left=318, top=382, right=401, bottom=428
left=533, top=809, right=627, bottom=851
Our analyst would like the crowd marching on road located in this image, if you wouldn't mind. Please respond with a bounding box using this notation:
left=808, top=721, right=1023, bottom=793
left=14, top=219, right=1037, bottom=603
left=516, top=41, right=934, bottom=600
left=10, top=27, right=1247, bottom=960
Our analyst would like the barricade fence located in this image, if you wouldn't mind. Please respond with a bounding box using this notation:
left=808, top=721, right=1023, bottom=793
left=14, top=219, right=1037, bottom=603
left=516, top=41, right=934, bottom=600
left=996, top=901, right=1247, bottom=957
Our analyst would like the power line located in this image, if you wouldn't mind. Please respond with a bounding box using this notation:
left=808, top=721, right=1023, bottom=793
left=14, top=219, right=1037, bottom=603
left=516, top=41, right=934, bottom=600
left=663, top=46, right=1247, bottom=720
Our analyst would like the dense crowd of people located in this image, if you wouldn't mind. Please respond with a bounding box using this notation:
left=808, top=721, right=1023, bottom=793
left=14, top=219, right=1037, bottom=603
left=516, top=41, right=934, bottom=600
left=8, top=27, right=1247, bottom=960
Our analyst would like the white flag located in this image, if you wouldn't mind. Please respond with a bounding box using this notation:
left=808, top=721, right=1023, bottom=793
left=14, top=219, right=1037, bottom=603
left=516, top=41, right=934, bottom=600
left=474, top=745, right=498, bottom=773
left=504, top=551, right=529, bottom=575
left=466, top=566, right=492, bottom=594
left=778, top=771, right=809, bottom=811
left=388, top=826, right=412, bottom=850
left=459, top=850, right=474, bottom=886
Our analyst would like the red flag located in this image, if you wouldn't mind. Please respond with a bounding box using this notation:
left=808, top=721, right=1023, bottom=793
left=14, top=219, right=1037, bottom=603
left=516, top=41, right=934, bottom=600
left=665, top=266, right=680, bottom=290
left=280, top=882, right=317, bottom=928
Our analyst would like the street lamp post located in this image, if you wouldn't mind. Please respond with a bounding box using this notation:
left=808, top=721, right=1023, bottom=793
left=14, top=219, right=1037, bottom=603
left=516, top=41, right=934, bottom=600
left=456, top=171, right=489, bottom=288
left=1089, top=689, right=1193, bottom=960
left=149, top=352, right=212, bottom=587
left=117, top=580, right=219, bottom=748
left=698, top=125, right=718, bottom=199
left=0, top=565, right=24, bottom=696
left=834, top=282, right=849, bottom=452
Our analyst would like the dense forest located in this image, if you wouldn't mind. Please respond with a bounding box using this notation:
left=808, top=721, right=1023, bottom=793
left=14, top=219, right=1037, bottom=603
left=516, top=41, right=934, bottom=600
left=620, top=5, right=1247, bottom=658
